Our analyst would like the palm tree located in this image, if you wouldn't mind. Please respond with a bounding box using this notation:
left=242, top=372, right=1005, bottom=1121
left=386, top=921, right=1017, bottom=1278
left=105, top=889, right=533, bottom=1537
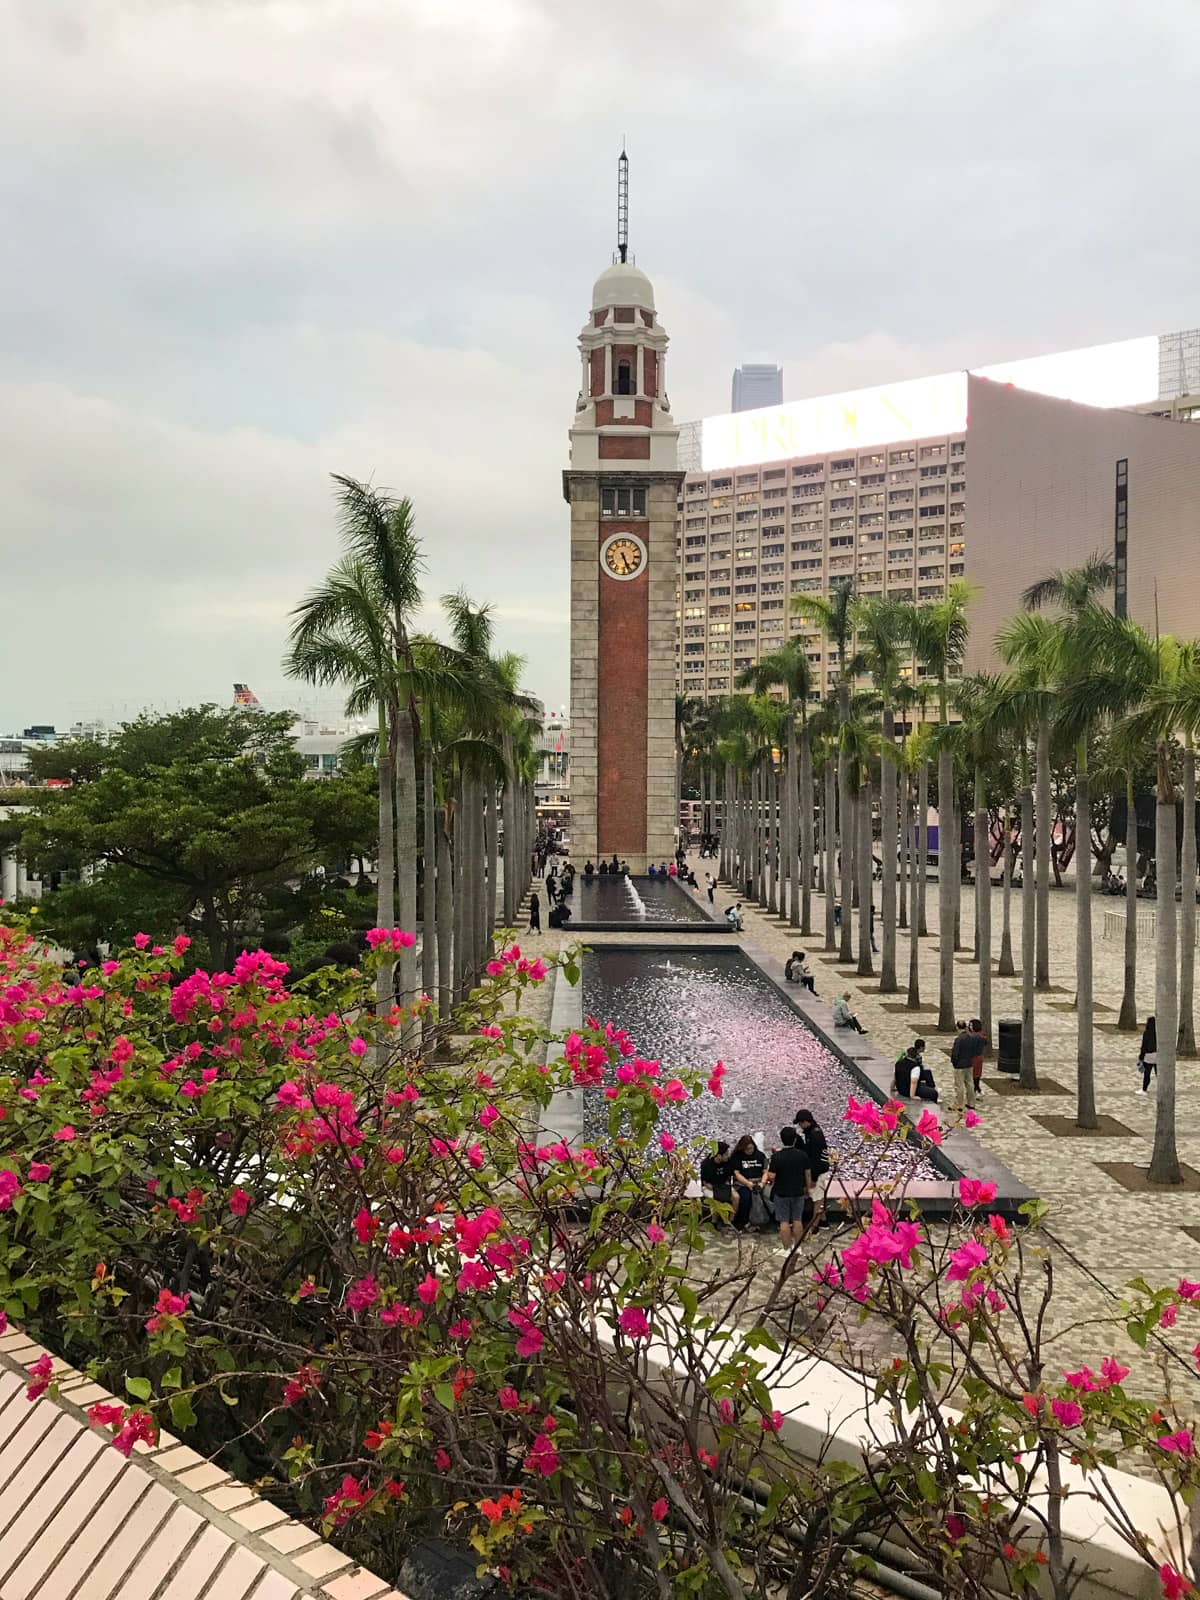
left=738, top=643, right=815, bottom=932
left=799, top=584, right=858, bottom=961
left=853, top=597, right=910, bottom=993
left=908, top=582, right=972, bottom=1032
left=1023, top=556, right=1116, bottom=992
left=956, top=675, right=1007, bottom=1046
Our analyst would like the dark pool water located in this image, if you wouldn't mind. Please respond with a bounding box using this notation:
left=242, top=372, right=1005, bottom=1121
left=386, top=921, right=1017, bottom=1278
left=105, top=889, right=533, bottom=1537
left=570, top=874, right=711, bottom=924
left=582, top=947, right=942, bottom=1184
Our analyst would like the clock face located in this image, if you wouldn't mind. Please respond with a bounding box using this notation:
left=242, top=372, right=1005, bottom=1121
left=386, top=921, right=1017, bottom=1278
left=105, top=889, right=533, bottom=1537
left=601, top=534, right=646, bottom=580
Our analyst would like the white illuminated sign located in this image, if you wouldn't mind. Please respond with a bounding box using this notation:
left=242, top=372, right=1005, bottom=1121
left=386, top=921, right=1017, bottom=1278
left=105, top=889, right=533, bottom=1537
left=699, top=335, right=1161, bottom=470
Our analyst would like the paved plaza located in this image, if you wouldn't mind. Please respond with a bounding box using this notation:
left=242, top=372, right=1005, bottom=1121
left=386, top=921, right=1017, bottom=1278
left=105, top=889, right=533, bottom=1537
left=515, top=855, right=1200, bottom=1387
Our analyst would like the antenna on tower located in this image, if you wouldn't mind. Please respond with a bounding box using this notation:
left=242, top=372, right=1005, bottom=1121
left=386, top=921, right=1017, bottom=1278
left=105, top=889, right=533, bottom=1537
left=616, top=145, right=629, bottom=264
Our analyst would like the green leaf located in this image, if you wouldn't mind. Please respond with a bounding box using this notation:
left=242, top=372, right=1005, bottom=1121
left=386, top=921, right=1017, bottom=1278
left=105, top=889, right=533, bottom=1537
left=161, top=1366, right=182, bottom=1391
left=125, top=1376, right=152, bottom=1401
left=169, top=1392, right=197, bottom=1432
left=434, top=1382, right=456, bottom=1411
left=1126, top=1320, right=1148, bottom=1348
left=917, top=1468, right=939, bottom=1504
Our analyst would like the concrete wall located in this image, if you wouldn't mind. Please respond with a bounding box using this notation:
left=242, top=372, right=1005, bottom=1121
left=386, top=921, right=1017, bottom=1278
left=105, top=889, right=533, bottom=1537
left=965, top=375, right=1200, bottom=669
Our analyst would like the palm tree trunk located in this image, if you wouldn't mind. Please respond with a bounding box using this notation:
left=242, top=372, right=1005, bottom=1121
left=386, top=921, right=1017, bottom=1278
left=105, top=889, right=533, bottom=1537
left=937, top=744, right=956, bottom=1031
left=824, top=760, right=837, bottom=952
left=928, top=758, right=934, bottom=934
left=998, top=804, right=1015, bottom=977
left=766, top=763, right=779, bottom=915
left=502, top=735, right=516, bottom=927
left=786, top=713, right=798, bottom=928
left=974, top=768, right=992, bottom=1044
left=1118, top=775, right=1139, bottom=1030
left=1179, top=737, right=1196, bottom=1055
left=422, top=748, right=436, bottom=1011
left=898, top=767, right=909, bottom=932
left=375, top=710, right=396, bottom=1010
left=1075, top=748, right=1097, bottom=1128
left=485, top=781, right=499, bottom=948
left=799, top=727, right=813, bottom=935
left=880, top=711, right=897, bottom=992
left=1150, top=740, right=1182, bottom=1184
left=1020, top=772, right=1039, bottom=1090
left=436, top=807, right=454, bottom=1021
left=395, top=709, right=419, bottom=1018
left=907, top=773, right=921, bottom=1010
left=454, top=773, right=470, bottom=999
left=857, top=777, right=875, bottom=978
left=1036, top=715, right=1052, bottom=990
left=838, top=747, right=854, bottom=962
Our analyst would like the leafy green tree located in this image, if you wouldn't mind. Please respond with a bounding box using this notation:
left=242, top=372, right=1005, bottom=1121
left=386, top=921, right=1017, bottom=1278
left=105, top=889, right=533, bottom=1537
left=16, top=706, right=375, bottom=967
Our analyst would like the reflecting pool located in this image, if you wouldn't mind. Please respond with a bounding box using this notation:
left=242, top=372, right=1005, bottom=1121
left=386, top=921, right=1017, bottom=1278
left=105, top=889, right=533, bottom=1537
left=569, top=874, right=711, bottom=925
left=582, top=947, right=942, bottom=1183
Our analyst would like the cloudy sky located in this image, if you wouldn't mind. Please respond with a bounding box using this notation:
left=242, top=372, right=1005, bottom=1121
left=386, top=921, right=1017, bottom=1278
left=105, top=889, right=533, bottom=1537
left=3, top=0, right=1197, bottom=731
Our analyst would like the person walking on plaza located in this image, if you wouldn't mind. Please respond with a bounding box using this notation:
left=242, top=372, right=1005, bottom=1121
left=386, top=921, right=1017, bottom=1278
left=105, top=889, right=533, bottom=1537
left=950, top=1017, right=983, bottom=1109
left=764, top=1126, right=809, bottom=1246
left=528, top=891, right=541, bottom=933
left=705, top=873, right=716, bottom=904
left=832, top=992, right=866, bottom=1034
left=1136, top=1014, right=1158, bottom=1094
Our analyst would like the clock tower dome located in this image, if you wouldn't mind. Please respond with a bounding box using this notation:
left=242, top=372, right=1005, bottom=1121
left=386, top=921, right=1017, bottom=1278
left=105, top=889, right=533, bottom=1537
left=564, top=152, right=682, bottom=872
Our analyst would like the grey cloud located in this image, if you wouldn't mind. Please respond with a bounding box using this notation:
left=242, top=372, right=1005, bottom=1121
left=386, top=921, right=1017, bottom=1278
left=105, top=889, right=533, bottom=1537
left=1, top=0, right=1198, bottom=728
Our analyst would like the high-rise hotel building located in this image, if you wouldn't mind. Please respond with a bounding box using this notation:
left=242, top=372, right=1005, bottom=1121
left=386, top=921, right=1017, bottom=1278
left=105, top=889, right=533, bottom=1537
left=674, top=329, right=1200, bottom=700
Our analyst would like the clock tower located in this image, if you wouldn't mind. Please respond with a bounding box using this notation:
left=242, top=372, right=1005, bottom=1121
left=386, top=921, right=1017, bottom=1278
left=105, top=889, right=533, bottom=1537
left=564, top=153, right=682, bottom=872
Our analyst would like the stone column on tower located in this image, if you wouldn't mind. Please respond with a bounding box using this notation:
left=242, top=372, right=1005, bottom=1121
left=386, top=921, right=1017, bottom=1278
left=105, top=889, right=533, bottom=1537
left=564, top=256, right=682, bottom=873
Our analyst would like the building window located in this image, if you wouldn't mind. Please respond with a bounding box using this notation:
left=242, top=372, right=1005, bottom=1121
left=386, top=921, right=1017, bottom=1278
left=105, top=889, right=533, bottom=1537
left=601, top=485, right=646, bottom=517
left=615, top=360, right=634, bottom=395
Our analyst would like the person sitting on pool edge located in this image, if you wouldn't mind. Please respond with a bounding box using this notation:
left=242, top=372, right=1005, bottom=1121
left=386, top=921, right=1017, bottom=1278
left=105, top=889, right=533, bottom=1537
left=831, top=991, right=866, bottom=1033
left=784, top=951, right=816, bottom=994
left=894, top=1038, right=939, bottom=1102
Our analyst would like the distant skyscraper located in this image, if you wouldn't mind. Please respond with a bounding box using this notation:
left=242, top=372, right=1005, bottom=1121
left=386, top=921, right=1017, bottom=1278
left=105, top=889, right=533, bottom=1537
left=731, top=364, right=783, bottom=412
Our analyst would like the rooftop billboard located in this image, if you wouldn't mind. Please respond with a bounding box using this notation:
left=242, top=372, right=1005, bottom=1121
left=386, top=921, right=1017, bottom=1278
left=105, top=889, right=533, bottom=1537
left=698, top=335, right=1160, bottom=470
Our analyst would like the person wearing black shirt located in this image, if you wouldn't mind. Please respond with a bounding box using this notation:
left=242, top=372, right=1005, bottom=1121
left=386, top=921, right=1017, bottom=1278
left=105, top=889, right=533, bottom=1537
left=699, top=1140, right=733, bottom=1223
left=793, top=1109, right=835, bottom=1230
left=765, top=1126, right=810, bottom=1245
left=729, top=1134, right=766, bottom=1230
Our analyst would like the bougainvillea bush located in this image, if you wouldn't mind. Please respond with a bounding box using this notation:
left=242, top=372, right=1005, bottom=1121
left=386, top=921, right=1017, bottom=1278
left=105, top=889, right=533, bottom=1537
left=0, top=910, right=1197, bottom=1600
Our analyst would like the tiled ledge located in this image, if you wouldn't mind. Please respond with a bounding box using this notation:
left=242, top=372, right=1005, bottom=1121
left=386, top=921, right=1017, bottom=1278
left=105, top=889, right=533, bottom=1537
left=0, top=1333, right=408, bottom=1600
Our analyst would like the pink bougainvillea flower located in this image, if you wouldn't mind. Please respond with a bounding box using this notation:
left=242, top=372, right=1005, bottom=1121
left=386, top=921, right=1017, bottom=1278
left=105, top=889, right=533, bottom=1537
left=133, top=932, right=151, bottom=949
left=1177, top=1279, right=1200, bottom=1301
left=347, top=1275, right=380, bottom=1314
left=964, top=1109, right=982, bottom=1128
left=52, top=1125, right=76, bottom=1142
left=228, top=1187, right=253, bottom=1217
left=435, top=1448, right=452, bottom=1472
left=915, top=1110, right=942, bottom=1144
left=27, top=1162, right=51, bottom=1183
left=523, top=1432, right=559, bottom=1477
left=718, top=1399, right=735, bottom=1424
left=26, top=1352, right=54, bottom=1401
left=479, top=1104, right=500, bottom=1130
left=646, top=1222, right=666, bottom=1244
left=1021, top=1393, right=1040, bottom=1418
left=112, top=1411, right=156, bottom=1457
left=1100, top=1356, right=1130, bottom=1387
left=1064, top=1366, right=1101, bottom=1392
left=760, top=1409, right=784, bottom=1433
left=658, top=1132, right=676, bottom=1154
left=1051, top=1399, right=1083, bottom=1428
left=987, top=1213, right=1011, bottom=1242
left=958, top=1178, right=997, bottom=1208
left=173, top=935, right=191, bottom=956
left=1160, top=1304, right=1178, bottom=1329
left=619, top=1306, right=650, bottom=1339
left=1159, top=1564, right=1191, bottom=1600
left=87, top=1401, right=126, bottom=1430
left=1158, top=1430, right=1195, bottom=1456
left=416, top=1273, right=441, bottom=1306
left=651, top=1497, right=668, bottom=1523
left=348, top=1036, right=367, bottom=1057
left=946, top=1240, right=988, bottom=1283
left=944, top=1515, right=967, bottom=1544
left=498, top=1386, right=521, bottom=1411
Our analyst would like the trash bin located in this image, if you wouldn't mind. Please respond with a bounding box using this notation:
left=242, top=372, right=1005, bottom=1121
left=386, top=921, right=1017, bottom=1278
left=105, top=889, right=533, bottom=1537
left=997, top=1018, right=1021, bottom=1074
